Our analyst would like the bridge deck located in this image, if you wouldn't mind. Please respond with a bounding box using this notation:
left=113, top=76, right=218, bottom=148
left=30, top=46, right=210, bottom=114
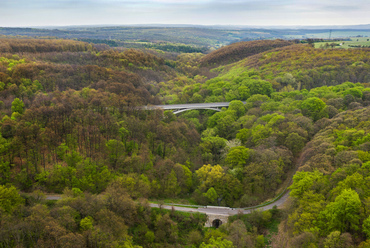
left=143, top=102, right=234, bottom=110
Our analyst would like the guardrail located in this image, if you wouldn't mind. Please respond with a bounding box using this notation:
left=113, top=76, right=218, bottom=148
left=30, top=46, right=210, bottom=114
left=205, top=206, right=231, bottom=210
left=156, top=203, right=205, bottom=209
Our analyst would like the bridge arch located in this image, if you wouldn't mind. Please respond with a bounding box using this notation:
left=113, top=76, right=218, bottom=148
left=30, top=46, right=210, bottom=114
left=173, top=107, right=222, bottom=115
left=205, top=214, right=229, bottom=228
left=212, top=219, right=223, bottom=228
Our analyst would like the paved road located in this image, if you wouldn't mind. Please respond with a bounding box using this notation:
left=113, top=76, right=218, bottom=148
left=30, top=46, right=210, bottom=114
left=46, top=190, right=290, bottom=216
left=148, top=191, right=289, bottom=216
left=45, top=195, right=62, bottom=200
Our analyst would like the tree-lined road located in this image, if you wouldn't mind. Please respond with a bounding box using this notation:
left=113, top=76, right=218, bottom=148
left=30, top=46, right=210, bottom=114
left=148, top=190, right=289, bottom=216
left=46, top=190, right=289, bottom=217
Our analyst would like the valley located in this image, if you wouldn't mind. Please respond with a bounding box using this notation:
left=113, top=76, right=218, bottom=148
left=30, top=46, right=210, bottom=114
left=0, top=31, right=370, bottom=247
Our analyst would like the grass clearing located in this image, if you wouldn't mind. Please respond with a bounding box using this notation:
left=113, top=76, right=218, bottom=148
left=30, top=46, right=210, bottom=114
left=264, top=219, right=280, bottom=247
left=284, top=31, right=370, bottom=39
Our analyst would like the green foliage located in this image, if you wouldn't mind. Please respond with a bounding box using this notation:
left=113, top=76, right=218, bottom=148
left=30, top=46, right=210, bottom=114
left=301, top=97, right=327, bottom=121
left=236, top=129, right=251, bottom=144
left=42, top=159, right=113, bottom=193
left=225, top=146, right=250, bottom=168
left=289, top=171, right=324, bottom=199
left=11, top=98, right=24, bottom=114
left=0, top=185, right=24, bottom=213
left=196, top=164, right=224, bottom=192
left=251, top=124, right=273, bottom=145
left=245, top=80, right=274, bottom=96
left=0, top=160, right=11, bottom=184
left=321, top=189, right=361, bottom=233
left=2, top=37, right=370, bottom=247
left=285, top=133, right=306, bottom=155
left=201, top=136, right=227, bottom=164
left=204, top=187, right=218, bottom=204
left=80, top=216, right=94, bottom=231
left=344, top=87, right=363, bottom=98
left=200, top=237, right=234, bottom=248
left=288, top=191, right=326, bottom=234
left=165, top=170, right=181, bottom=197
left=363, top=216, right=370, bottom=239
left=181, top=164, right=193, bottom=191
left=145, top=231, right=155, bottom=244
left=106, top=139, right=125, bottom=169
left=255, top=235, right=265, bottom=248
left=228, top=100, right=246, bottom=117
left=323, top=231, right=354, bottom=248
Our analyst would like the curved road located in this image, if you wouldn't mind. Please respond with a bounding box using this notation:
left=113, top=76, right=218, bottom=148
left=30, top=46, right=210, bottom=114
left=148, top=191, right=289, bottom=216
left=45, top=190, right=290, bottom=217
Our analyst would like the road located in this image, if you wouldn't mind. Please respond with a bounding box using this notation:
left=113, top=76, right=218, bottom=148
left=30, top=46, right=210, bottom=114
left=148, top=191, right=289, bottom=216
left=45, top=190, right=290, bottom=217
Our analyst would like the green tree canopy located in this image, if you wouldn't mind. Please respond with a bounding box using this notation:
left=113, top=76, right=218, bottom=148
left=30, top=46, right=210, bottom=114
left=225, top=146, right=251, bottom=168
left=301, top=97, right=327, bottom=121
left=11, top=98, right=24, bottom=114
left=0, top=185, right=24, bottom=213
left=321, top=189, right=361, bottom=234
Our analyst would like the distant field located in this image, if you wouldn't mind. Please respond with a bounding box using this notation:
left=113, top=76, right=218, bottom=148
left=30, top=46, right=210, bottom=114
left=0, top=26, right=279, bottom=49
left=1, top=26, right=370, bottom=51
left=284, top=31, right=370, bottom=39
left=314, top=37, right=370, bottom=49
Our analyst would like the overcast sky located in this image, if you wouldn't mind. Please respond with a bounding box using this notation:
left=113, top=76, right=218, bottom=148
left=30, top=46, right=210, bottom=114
left=0, top=0, right=369, bottom=27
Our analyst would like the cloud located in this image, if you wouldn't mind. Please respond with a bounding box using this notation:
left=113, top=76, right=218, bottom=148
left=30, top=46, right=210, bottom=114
left=0, top=0, right=369, bottom=27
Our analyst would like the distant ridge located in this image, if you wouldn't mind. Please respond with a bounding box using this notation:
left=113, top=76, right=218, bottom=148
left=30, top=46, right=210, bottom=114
left=21, top=24, right=370, bottom=30
left=200, top=39, right=293, bottom=66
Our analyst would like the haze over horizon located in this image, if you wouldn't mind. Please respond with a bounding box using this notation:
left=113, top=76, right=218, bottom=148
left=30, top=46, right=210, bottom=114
left=1, top=0, right=370, bottom=28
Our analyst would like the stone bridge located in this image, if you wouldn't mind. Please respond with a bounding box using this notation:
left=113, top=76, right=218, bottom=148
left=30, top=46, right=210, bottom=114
left=205, top=214, right=230, bottom=228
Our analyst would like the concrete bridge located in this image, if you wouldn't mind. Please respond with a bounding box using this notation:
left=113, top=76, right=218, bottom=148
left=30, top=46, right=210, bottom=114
left=142, top=102, right=236, bottom=114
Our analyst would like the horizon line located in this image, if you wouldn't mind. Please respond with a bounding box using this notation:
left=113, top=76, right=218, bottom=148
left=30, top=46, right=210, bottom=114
left=1, top=23, right=370, bottom=29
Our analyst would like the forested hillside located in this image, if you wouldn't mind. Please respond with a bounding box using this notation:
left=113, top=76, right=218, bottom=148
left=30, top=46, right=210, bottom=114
left=200, top=39, right=293, bottom=66
left=0, top=37, right=370, bottom=247
left=243, top=45, right=370, bottom=90
left=275, top=106, right=370, bottom=247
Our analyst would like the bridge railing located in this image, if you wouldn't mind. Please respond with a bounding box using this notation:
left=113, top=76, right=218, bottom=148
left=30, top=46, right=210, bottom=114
left=152, top=188, right=290, bottom=211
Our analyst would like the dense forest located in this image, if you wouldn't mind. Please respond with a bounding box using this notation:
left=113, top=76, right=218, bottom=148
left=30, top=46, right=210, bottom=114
left=0, top=36, right=370, bottom=247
